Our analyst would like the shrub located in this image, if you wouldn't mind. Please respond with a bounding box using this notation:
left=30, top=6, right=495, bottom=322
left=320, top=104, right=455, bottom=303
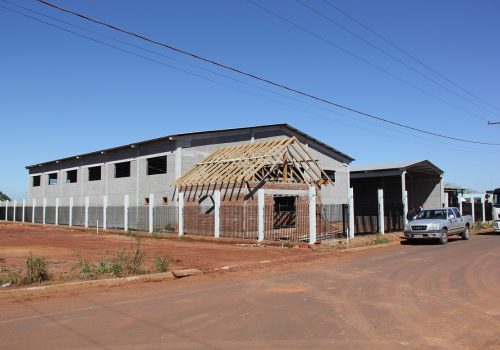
left=155, top=255, right=172, bottom=273
left=24, top=253, right=50, bottom=284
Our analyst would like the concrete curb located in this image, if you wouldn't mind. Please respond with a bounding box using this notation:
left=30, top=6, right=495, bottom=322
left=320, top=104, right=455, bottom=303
left=0, top=269, right=202, bottom=299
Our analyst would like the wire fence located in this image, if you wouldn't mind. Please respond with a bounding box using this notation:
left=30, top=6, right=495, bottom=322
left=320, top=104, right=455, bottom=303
left=1, top=202, right=348, bottom=243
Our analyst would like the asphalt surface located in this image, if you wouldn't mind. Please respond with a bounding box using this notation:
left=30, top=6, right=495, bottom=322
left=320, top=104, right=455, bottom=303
left=1, top=233, right=500, bottom=349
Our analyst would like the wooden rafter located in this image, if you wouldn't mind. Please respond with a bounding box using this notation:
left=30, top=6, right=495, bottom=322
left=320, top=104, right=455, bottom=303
left=174, top=137, right=333, bottom=187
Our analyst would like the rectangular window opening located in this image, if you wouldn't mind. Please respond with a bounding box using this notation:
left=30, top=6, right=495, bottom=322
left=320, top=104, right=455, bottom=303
left=32, top=175, right=41, bottom=187
left=162, top=196, right=168, bottom=205
left=322, top=170, right=336, bottom=183
left=88, top=166, right=101, bottom=181
left=147, top=156, right=167, bottom=175
left=144, top=197, right=150, bottom=205
left=115, top=161, right=131, bottom=178
left=48, top=173, right=58, bottom=186
left=66, top=169, right=77, bottom=183
left=274, top=196, right=297, bottom=229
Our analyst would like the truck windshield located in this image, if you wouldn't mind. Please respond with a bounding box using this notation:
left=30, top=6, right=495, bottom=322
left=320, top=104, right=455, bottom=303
left=493, top=188, right=500, bottom=205
left=416, top=209, right=447, bottom=220
left=494, top=191, right=500, bottom=206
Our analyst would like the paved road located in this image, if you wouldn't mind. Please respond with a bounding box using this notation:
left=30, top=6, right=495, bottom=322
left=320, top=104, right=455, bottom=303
left=1, top=234, right=500, bottom=349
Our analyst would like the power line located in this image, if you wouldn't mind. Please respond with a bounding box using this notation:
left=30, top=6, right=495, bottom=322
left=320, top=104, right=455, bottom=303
left=24, top=0, right=500, bottom=146
left=295, top=0, right=495, bottom=121
left=1, top=2, right=497, bottom=156
left=321, top=0, right=500, bottom=116
left=245, top=0, right=489, bottom=123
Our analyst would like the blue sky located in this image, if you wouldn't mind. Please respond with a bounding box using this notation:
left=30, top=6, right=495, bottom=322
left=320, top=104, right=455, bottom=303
left=1, top=0, right=499, bottom=199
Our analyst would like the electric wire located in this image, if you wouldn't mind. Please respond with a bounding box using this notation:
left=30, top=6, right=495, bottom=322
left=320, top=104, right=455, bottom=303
left=322, top=0, right=500, bottom=116
left=0, top=2, right=497, bottom=156
left=295, top=0, right=495, bottom=120
left=246, top=0, right=489, bottom=122
left=32, top=0, right=500, bottom=146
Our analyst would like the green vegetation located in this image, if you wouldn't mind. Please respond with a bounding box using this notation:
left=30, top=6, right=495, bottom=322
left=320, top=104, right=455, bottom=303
left=154, top=255, right=171, bottom=273
left=365, top=235, right=390, bottom=246
left=0, top=191, right=11, bottom=201
left=0, top=253, right=49, bottom=286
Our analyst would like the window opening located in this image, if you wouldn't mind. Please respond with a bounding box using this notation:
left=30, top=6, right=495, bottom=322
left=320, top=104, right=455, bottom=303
left=274, top=196, right=297, bottom=229
left=66, top=169, right=77, bottom=183
left=147, top=156, right=167, bottom=175
left=48, top=173, right=57, bottom=186
left=88, top=166, right=101, bottom=181
left=115, top=161, right=131, bottom=178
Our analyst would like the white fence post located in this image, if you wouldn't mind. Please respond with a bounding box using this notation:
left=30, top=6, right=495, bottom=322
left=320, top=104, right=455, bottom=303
left=178, top=192, right=184, bottom=236
left=13, top=200, right=17, bottom=221
left=32, top=199, right=36, bottom=223
left=309, top=186, right=317, bottom=244
left=69, top=197, right=74, bottom=227
left=55, top=198, right=59, bottom=225
left=103, top=195, right=108, bottom=230
left=481, top=195, right=486, bottom=222
left=84, top=196, right=89, bottom=228
left=22, top=199, right=26, bottom=223
left=214, top=190, right=221, bottom=238
left=348, top=187, right=355, bottom=239
left=124, top=195, right=129, bottom=232
left=378, top=188, right=385, bottom=234
left=471, top=199, right=475, bottom=223
left=42, top=198, right=47, bottom=225
left=148, top=193, right=154, bottom=233
left=5, top=200, right=9, bottom=221
left=403, top=190, right=409, bottom=225
left=258, top=189, right=265, bottom=242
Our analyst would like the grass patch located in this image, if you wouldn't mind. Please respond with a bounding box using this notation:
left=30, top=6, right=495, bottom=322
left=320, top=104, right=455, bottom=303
left=154, top=255, right=172, bottom=273
left=0, top=253, right=50, bottom=286
left=364, top=235, right=390, bottom=246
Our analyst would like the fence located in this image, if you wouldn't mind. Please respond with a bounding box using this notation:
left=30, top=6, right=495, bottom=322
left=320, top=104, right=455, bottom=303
left=0, top=196, right=348, bottom=243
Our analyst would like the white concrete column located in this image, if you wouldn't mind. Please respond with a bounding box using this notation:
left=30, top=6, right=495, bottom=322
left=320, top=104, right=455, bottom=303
left=22, top=199, right=26, bottom=223
left=401, top=171, right=407, bottom=224
left=378, top=189, right=385, bottom=234
left=84, top=196, right=89, bottom=228
left=42, top=198, right=47, bottom=225
left=69, top=197, right=74, bottom=227
left=103, top=195, right=108, bottom=230
left=258, top=189, right=265, bottom=241
left=214, top=190, right=221, bottom=238
left=148, top=193, right=154, bottom=233
left=308, top=186, right=317, bottom=244
left=13, top=200, right=17, bottom=221
left=440, top=175, right=445, bottom=207
left=471, top=199, right=475, bottom=223
left=175, top=147, right=182, bottom=180
left=458, top=194, right=463, bottom=214
left=348, top=187, right=355, bottom=238
left=403, top=190, right=409, bottom=225
left=55, top=198, right=60, bottom=225
left=5, top=200, right=9, bottom=221
left=444, top=192, right=449, bottom=208
left=481, top=195, right=486, bottom=222
left=124, top=195, right=129, bottom=232
left=32, top=199, right=36, bottom=224
left=178, top=192, right=184, bottom=236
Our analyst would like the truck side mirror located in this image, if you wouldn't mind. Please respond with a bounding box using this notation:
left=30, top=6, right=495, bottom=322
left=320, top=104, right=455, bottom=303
left=449, top=214, right=455, bottom=220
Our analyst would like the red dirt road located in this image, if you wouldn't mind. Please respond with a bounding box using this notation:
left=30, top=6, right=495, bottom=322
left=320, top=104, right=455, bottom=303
left=1, top=224, right=499, bottom=349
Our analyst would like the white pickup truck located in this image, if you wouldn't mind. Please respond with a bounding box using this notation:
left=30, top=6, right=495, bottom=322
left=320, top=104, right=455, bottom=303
left=403, top=207, right=472, bottom=245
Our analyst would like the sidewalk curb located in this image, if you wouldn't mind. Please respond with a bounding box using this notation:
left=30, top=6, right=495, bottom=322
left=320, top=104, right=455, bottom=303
left=0, top=270, right=203, bottom=299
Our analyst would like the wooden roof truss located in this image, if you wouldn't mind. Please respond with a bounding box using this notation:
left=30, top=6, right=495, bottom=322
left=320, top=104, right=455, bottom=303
left=175, top=137, right=334, bottom=188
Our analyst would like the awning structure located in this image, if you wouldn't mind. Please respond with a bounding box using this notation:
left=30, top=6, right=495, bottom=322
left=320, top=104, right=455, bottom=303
left=175, top=137, right=333, bottom=187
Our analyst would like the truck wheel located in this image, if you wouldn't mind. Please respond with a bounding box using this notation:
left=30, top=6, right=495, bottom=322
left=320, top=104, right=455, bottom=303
left=439, top=229, right=448, bottom=245
left=461, top=226, right=470, bottom=240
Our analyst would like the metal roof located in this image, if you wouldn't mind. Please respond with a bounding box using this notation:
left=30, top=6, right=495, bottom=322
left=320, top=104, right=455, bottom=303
left=26, top=123, right=354, bottom=169
left=351, top=160, right=443, bottom=175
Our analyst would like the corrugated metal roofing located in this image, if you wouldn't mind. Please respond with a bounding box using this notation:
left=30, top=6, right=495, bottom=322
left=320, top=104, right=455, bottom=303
left=351, top=160, right=443, bottom=175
